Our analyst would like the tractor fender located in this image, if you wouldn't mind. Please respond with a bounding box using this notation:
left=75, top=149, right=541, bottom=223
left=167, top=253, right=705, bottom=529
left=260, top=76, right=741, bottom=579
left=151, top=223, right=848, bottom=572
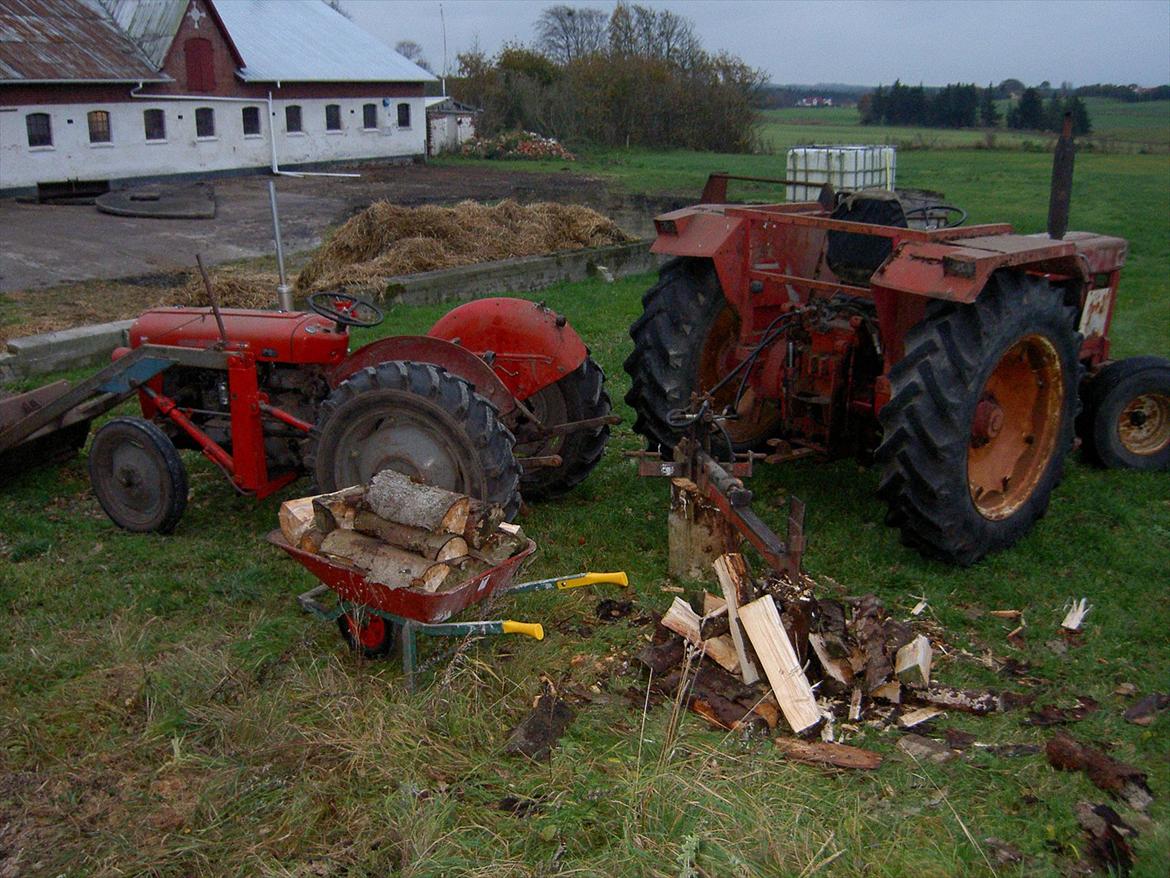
left=427, top=297, right=587, bottom=402
left=650, top=209, right=749, bottom=310
left=331, top=335, right=517, bottom=417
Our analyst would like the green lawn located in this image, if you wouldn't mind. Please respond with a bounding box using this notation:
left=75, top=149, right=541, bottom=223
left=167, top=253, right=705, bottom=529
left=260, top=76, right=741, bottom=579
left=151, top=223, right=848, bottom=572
left=3, top=125, right=1169, bottom=876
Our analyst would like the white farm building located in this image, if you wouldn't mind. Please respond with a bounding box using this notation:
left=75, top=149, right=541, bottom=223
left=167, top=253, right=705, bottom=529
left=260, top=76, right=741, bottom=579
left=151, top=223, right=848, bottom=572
left=0, top=0, right=436, bottom=195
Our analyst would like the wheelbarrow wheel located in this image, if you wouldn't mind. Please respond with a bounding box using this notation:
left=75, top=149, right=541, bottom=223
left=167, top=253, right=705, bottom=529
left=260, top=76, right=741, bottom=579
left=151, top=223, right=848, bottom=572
left=88, top=417, right=188, bottom=533
left=337, top=611, right=397, bottom=659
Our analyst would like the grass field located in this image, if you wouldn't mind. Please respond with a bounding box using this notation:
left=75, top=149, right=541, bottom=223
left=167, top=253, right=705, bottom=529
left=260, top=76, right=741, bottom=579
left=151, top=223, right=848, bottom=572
left=2, top=106, right=1169, bottom=876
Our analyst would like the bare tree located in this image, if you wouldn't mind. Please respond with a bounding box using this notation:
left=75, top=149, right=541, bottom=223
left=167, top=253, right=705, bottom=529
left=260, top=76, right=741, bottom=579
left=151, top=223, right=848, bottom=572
left=323, top=0, right=351, bottom=20
left=395, top=39, right=433, bottom=72
left=536, top=5, right=607, bottom=64
left=608, top=2, right=699, bottom=64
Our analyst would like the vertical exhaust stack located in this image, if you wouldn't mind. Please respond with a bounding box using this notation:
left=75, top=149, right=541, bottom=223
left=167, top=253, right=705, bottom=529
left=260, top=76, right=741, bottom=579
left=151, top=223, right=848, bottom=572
left=1048, top=113, right=1075, bottom=240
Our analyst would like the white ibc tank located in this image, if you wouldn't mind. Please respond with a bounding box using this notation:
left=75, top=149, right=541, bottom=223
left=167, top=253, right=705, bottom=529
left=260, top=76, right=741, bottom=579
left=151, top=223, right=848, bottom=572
left=785, top=145, right=896, bottom=201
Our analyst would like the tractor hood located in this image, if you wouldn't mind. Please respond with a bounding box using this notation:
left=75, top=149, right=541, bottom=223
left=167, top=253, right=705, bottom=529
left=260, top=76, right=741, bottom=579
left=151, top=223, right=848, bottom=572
left=129, top=308, right=348, bottom=365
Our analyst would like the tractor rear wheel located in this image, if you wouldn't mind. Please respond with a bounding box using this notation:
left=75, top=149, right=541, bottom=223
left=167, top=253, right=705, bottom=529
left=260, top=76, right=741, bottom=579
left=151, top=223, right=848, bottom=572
left=624, top=257, right=781, bottom=453
left=515, top=357, right=611, bottom=498
left=1080, top=356, right=1170, bottom=470
left=308, top=362, right=521, bottom=519
left=877, top=271, right=1081, bottom=565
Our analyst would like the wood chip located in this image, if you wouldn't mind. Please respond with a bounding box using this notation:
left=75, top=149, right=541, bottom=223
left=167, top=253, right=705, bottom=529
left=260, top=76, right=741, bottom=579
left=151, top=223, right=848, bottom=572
left=898, top=706, right=944, bottom=729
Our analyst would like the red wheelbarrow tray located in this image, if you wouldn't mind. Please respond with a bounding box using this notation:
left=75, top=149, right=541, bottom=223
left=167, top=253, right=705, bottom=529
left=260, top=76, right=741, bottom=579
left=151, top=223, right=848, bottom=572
left=267, top=529, right=537, bottom=624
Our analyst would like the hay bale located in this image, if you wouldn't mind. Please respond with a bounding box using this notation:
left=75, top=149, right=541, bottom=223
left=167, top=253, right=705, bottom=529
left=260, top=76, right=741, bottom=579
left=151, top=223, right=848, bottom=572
left=295, top=200, right=633, bottom=294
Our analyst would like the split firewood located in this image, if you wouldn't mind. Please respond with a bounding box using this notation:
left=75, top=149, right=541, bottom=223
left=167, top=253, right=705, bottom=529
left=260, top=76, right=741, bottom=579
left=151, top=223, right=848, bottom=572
left=808, top=633, right=854, bottom=692
left=852, top=594, right=894, bottom=693
left=913, top=686, right=1001, bottom=714
left=738, top=594, right=821, bottom=735
left=638, top=625, right=686, bottom=675
left=278, top=496, right=316, bottom=545
left=773, top=737, right=883, bottom=770
left=895, top=634, right=932, bottom=687
left=1075, top=802, right=1137, bottom=876
left=320, top=529, right=450, bottom=592
left=352, top=510, right=469, bottom=561
left=870, top=680, right=902, bottom=703
left=298, top=527, right=326, bottom=554
left=463, top=527, right=526, bottom=565
left=657, top=662, right=774, bottom=732
left=660, top=597, right=741, bottom=674
left=989, top=609, right=1022, bottom=620
left=848, top=687, right=863, bottom=721
left=698, top=605, right=730, bottom=640
left=713, top=553, right=760, bottom=685
left=703, top=591, right=727, bottom=615
left=435, top=555, right=496, bottom=591
left=311, top=485, right=364, bottom=533
left=1060, top=597, right=1092, bottom=631
left=1046, top=731, right=1154, bottom=811
left=463, top=498, right=507, bottom=547
left=364, top=469, right=470, bottom=535
left=898, top=706, right=944, bottom=729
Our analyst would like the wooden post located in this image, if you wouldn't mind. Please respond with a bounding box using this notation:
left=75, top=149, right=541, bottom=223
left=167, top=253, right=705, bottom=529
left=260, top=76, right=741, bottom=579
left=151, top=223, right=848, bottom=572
left=668, top=478, right=739, bottom=580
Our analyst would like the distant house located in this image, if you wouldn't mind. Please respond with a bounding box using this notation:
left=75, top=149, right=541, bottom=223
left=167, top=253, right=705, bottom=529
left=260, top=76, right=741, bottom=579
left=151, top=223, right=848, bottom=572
left=0, top=0, right=436, bottom=194
left=425, top=97, right=478, bottom=156
left=796, top=96, right=834, bottom=108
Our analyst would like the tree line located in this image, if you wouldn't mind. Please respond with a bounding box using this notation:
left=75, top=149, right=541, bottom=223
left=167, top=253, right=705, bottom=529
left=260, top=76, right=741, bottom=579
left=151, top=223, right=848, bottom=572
left=447, top=2, right=764, bottom=152
left=860, top=80, right=1092, bottom=134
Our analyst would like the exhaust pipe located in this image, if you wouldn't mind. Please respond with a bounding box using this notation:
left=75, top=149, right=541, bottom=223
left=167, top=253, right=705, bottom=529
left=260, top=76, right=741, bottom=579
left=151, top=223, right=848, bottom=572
left=1047, top=113, right=1075, bottom=240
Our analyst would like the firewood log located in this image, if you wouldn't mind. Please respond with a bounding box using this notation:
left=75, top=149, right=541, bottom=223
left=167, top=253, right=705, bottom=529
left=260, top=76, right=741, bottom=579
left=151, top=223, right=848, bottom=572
left=320, top=529, right=449, bottom=592
left=352, top=510, right=468, bottom=561
left=363, top=469, right=469, bottom=535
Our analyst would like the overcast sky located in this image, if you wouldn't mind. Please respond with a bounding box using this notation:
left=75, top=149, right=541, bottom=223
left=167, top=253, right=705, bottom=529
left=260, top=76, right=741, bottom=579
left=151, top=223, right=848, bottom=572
left=342, top=0, right=1170, bottom=87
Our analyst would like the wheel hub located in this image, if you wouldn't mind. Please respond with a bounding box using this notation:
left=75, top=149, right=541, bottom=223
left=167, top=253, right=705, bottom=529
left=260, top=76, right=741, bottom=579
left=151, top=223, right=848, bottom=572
left=1118, top=392, right=1170, bottom=455
left=967, top=335, right=1065, bottom=520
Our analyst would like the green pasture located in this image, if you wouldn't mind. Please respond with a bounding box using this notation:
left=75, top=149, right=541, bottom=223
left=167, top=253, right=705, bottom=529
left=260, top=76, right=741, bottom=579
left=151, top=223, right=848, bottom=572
left=2, top=109, right=1169, bottom=876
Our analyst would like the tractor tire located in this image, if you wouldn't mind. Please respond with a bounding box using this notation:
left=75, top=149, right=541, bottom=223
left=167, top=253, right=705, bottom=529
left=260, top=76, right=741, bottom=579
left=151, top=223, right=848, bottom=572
left=515, top=356, right=611, bottom=499
left=1079, top=356, right=1170, bottom=470
left=88, top=416, right=188, bottom=534
left=876, top=271, right=1081, bottom=565
left=624, top=257, right=781, bottom=453
left=307, top=361, right=521, bottom=519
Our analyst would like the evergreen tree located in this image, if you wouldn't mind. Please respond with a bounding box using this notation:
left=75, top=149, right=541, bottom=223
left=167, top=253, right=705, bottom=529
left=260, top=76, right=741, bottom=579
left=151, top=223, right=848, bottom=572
left=1067, top=95, right=1093, bottom=135
left=1009, top=87, right=1044, bottom=130
left=980, top=83, right=1001, bottom=127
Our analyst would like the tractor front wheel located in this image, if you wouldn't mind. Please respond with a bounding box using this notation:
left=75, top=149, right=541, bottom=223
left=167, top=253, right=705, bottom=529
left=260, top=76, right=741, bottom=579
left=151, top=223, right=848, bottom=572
left=307, top=362, right=521, bottom=519
left=877, top=271, right=1081, bottom=565
left=515, top=357, right=611, bottom=498
left=1080, top=356, right=1170, bottom=470
left=88, top=416, right=188, bottom=533
left=624, top=257, right=781, bottom=454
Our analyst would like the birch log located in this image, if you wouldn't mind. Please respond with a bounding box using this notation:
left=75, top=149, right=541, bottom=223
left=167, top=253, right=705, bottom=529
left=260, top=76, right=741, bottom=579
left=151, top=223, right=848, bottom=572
left=320, top=529, right=450, bottom=592
left=352, top=510, right=468, bottom=561
left=363, top=469, right=470, bottom=534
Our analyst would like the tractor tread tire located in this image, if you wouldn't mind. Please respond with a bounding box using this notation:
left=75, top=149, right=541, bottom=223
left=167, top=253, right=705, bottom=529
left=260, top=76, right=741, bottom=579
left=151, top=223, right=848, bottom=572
left=1079, top=355, right=1170, bottom=470
left=624, top=257, right=731, bottom=453
left=519, top=356, right=611, bottom=499
left=876, top=271, right=1082, bottom=565
left=306, top=361, right=521, bottom=519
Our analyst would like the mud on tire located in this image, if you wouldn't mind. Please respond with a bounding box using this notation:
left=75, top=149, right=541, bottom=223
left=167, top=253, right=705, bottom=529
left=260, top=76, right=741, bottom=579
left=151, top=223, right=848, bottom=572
left=876, top=271, right=1082, bottom=565
left=306, top=361, right=521, bottom=519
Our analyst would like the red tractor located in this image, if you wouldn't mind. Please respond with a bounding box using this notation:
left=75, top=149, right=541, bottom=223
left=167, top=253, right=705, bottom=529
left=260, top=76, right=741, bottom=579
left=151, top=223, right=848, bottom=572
left=624, top=126, right=1169, bottom=565
left=0, top=292, right=612, bottom=532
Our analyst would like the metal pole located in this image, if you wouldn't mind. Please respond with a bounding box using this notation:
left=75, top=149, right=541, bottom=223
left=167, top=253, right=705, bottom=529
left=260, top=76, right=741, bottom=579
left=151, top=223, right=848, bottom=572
left=268, top=180, right=293, bottom=311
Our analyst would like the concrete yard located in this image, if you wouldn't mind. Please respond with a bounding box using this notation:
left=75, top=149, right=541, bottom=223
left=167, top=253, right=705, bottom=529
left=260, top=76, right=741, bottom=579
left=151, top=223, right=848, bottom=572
left=0, top=162, right=626, bottom=294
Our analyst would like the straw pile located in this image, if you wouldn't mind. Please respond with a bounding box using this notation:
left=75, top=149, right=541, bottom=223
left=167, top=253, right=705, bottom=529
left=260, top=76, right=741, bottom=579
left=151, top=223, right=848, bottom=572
left=167, top=269, right=283, bottom=309
left=294, top=199, right=633, bottom=293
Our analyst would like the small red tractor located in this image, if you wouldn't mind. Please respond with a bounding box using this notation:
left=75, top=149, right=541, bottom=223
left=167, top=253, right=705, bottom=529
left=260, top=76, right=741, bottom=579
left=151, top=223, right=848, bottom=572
left=624, top=122, right=1169, bottom=565
left=0, top=292, right=613, bottom=532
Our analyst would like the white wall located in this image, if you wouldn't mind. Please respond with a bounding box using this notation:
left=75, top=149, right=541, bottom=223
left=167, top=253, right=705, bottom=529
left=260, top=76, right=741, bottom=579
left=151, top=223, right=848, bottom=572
left=427, top=112, right=476, bottom=157
left=0, top=95, right=427, bottom=191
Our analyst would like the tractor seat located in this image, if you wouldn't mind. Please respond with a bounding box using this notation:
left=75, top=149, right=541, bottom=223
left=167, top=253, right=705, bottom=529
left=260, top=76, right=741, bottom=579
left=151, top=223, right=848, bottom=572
left=826, top=189, right=908, bottom=286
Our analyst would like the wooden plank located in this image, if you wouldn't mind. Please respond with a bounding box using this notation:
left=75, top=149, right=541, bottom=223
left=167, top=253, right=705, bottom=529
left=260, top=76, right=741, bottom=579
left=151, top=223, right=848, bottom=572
left=713, top=553, right=759, bottom=685
left=738, top=595, right=820, bottom=735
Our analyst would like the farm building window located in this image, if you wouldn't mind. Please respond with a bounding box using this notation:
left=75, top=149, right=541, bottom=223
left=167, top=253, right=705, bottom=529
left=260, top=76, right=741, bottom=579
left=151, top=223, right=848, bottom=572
left=397, top=102, right=411, bottom=128
left=242, top=106, right=261, bottom=136
left=325, top=104, right=342, bottom=131
left=87, top=110, right=111, bottom=143
left=285, top=105, right=303, bottom=133
left=363, top=103, right=377, bottom=129
left=143, top=108, right=166, bottom=141
left=184, top=37, right=216, bottom=91
left=26, top=112, right=52, bottom=147
left=195, top=107, right=215, bottom=138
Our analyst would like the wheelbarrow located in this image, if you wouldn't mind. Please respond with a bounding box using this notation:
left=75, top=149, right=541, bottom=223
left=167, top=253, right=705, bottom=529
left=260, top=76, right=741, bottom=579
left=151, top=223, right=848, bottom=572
left=267, top=530, right=628, bottom=687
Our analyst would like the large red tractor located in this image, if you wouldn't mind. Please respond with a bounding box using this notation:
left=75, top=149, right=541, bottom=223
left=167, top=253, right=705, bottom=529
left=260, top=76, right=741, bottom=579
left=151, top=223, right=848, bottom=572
left=624, top=127, right=1168, bottom=565
left=0, top=292, right=612, bottom=532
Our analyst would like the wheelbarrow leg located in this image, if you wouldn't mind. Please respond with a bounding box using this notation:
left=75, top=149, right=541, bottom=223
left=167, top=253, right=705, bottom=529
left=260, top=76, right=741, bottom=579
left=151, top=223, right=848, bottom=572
left=401, top=620, right=418, bottom=691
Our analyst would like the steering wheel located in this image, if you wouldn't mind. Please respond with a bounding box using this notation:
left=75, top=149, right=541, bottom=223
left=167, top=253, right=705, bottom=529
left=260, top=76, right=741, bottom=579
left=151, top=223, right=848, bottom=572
left=308, top=291, right=384, bottom=328
left=904, top=204, right=968, bottom=229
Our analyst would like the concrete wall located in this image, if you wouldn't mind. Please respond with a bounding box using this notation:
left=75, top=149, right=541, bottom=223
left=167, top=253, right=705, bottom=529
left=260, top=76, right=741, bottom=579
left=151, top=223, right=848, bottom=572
left=427, top=113, right=476, bottom=157
left=0, top=95, right=427, bottom=191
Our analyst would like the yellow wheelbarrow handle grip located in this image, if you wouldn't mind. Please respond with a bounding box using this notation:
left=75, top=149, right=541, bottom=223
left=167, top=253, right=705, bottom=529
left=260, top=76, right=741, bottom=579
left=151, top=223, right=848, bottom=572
left=501, top=620, right=544, bottom=640
left=557, top=571, right=629, bottom=590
